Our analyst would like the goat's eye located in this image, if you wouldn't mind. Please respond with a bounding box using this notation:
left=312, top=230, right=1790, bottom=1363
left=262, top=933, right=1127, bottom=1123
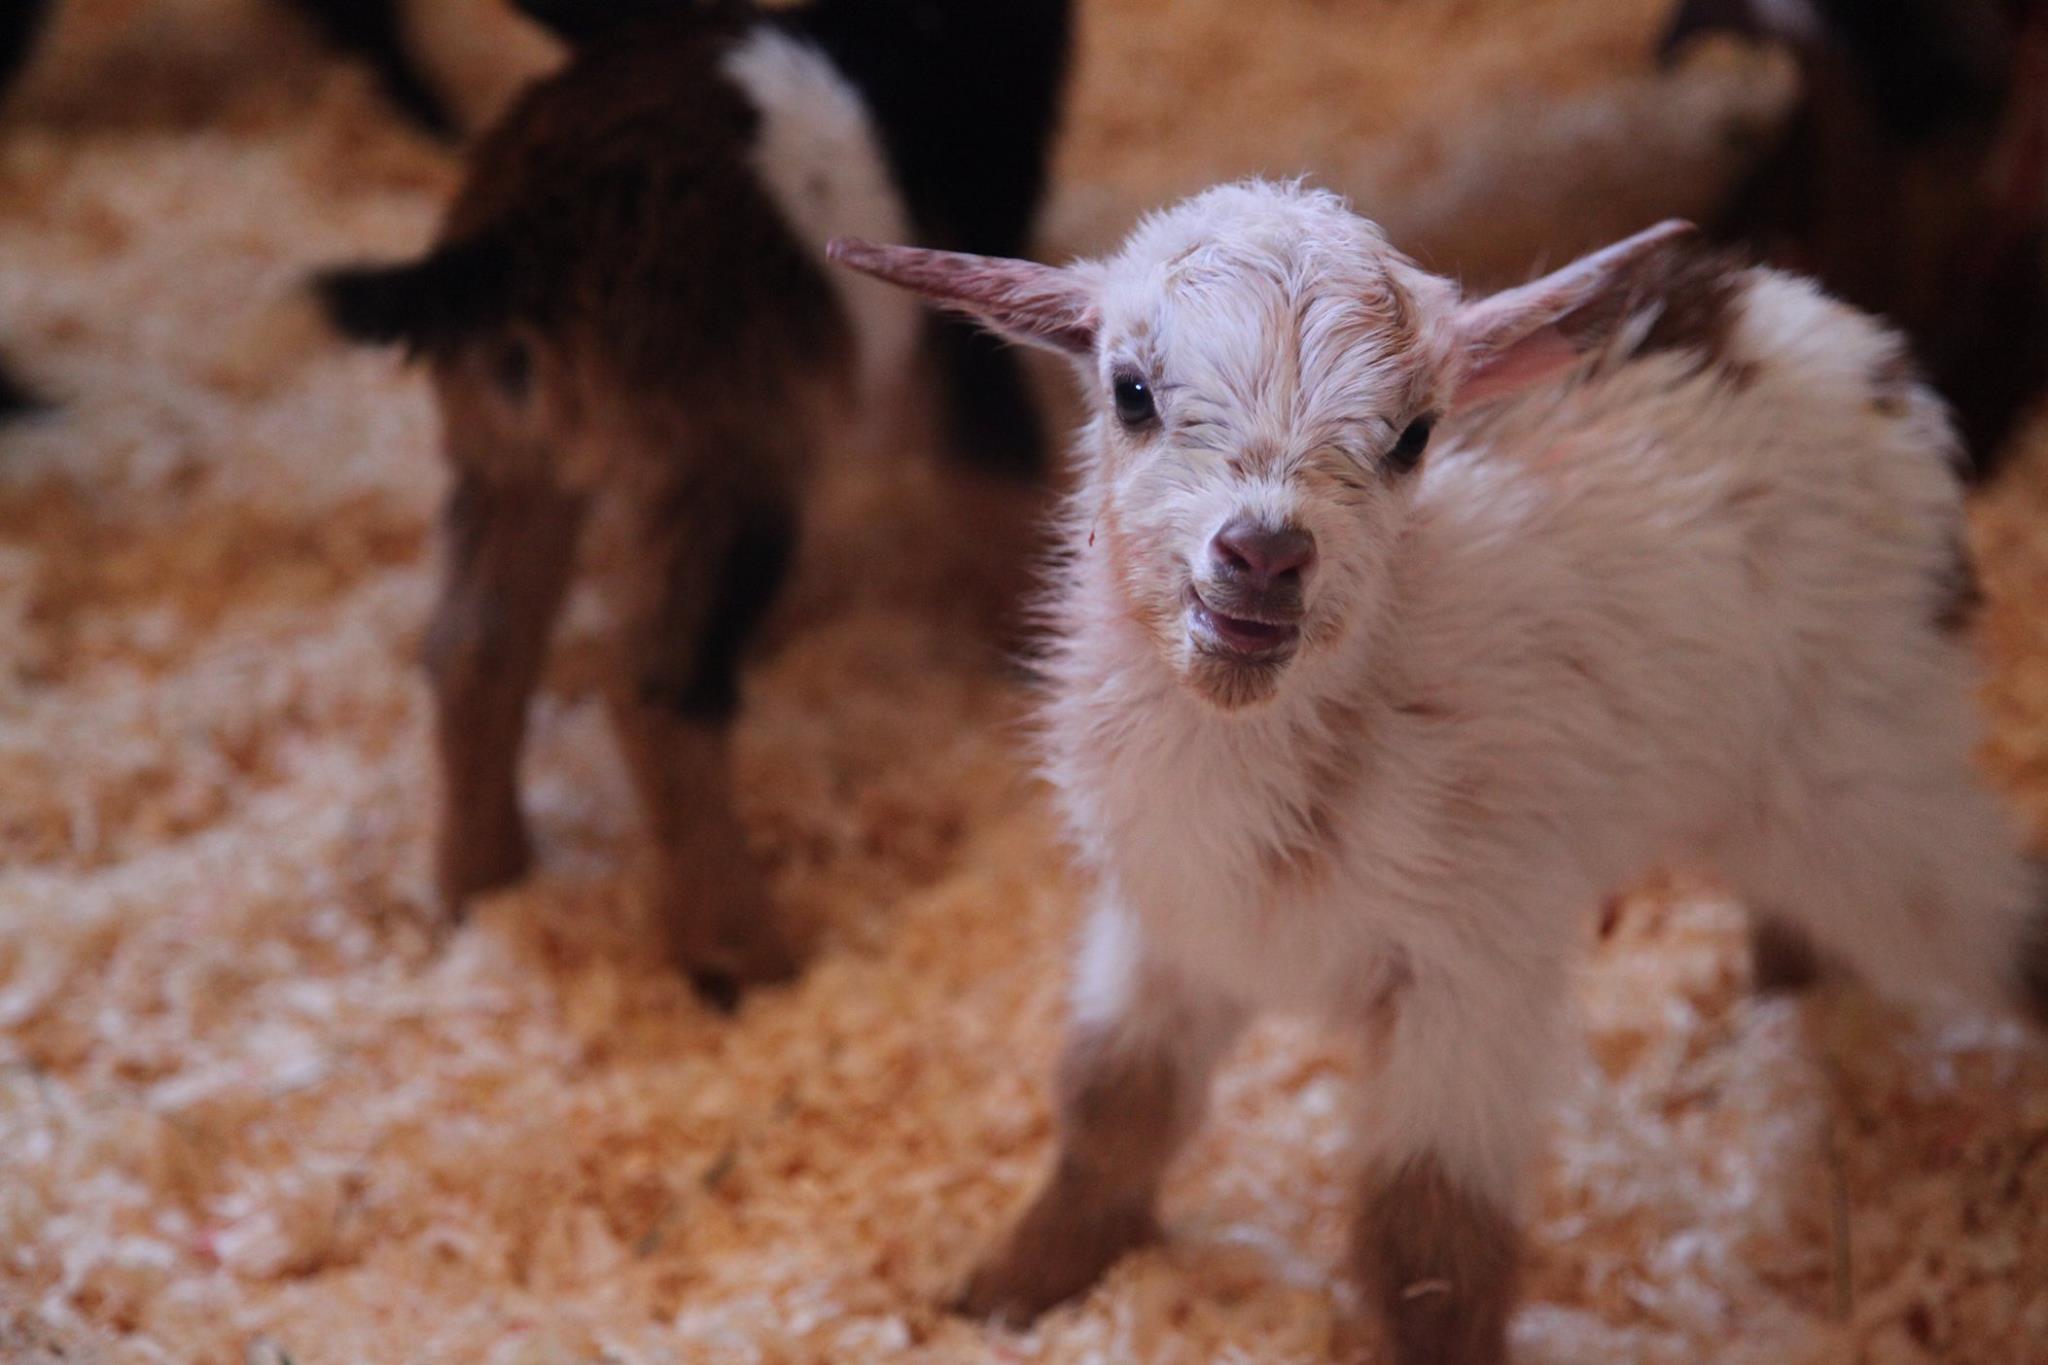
left=1388, top=416, right=1433, bottom=473
left=1112, top=374, right=1157, bottom=427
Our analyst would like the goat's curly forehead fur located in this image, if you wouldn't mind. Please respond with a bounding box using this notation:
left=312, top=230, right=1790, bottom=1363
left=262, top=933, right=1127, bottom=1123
left=1099, top=183, right=1451, bottom=433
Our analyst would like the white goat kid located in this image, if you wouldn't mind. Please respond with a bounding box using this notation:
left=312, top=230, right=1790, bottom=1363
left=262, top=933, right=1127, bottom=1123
left=831, top=180, right=2048, bottom=1365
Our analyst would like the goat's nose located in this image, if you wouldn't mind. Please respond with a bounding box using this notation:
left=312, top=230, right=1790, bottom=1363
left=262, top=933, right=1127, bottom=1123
left=1212, top=518, right=1316, bottom=585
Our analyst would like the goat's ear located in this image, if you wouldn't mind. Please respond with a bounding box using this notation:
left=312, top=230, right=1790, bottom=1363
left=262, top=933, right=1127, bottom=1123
left=312, top=236, right=511, bottom=355
left=827, top=239, right=1098, bottom=356
left=1447, top=220, right=1698, bottom=409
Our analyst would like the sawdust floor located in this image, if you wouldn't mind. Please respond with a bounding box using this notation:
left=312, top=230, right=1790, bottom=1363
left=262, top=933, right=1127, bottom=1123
left=3, top=1, right=2047, bottom=1361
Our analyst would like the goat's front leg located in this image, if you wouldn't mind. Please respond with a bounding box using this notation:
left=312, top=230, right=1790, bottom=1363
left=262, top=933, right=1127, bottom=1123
left=957, top=902, right=1245, bottom=1324
left=1349, top=946, right=1567, bottom=1365
left=424, top=471, right=585, bottom=914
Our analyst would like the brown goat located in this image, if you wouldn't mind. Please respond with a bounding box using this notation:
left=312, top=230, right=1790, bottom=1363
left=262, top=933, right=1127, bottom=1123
left=317, top=10, right=921, bottom=1002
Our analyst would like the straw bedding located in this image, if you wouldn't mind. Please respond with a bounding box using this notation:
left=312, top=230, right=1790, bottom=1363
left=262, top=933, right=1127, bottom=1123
left=2, top=1, right=2045, bottom=1361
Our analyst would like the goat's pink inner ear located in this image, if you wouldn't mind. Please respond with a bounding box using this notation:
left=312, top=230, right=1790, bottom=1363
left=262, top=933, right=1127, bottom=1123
left=827, top=238, right=1097, bottom=356
left=1455, top=328, right=1582, bottom=409
left=1447, top=219, right=1698, bottom=410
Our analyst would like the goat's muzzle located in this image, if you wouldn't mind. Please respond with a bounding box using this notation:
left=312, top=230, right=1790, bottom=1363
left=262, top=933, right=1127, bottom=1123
left=1191, top=518, right=1313, bottom=659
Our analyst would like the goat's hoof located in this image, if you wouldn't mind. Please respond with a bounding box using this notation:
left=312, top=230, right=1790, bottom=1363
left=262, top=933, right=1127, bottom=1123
left=951, top=1204, right=1156, bottom=1327
left=688, top=968, right=745, bottom=1015
left=677, top=930, right=800, bottom=1013
left=1749, top=915, right=1824, bottom=995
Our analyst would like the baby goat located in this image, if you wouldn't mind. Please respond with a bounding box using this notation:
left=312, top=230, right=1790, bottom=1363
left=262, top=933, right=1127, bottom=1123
left=316, top=4, right=946, bottom=999
left=834, top=181, right=2048, bottom=1362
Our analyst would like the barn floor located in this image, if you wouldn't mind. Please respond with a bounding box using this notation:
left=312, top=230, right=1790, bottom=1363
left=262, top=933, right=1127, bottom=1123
left=4, top=1, right=2048, bottom=1362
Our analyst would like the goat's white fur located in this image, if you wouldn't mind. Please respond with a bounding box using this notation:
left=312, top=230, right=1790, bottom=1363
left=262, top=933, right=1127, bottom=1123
left=724, top=27, right=920, bottom=398
left=998, top=182, right=2037, bottom=1215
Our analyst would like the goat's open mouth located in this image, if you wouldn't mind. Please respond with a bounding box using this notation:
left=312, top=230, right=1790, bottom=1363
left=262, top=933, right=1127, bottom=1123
left=1189, top=592, right=1302, bottom=659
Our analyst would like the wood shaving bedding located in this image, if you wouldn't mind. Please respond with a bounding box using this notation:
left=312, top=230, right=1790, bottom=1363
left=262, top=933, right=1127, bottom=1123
left=1, top=1, right=2043, bottom=1361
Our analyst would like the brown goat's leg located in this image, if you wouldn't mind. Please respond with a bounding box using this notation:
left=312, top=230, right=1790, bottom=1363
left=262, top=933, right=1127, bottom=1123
left=1345, top=956, right=1563, bottom=1364
left=424, top=472, right=584, bottom=915
left=609, top=498, right=800, bottom=1002
left=1355, top=1154, right=1520, bottom=1365
left=958, top=909, right=1243, bottom=1324
left=606, top=699, right=797, bottom=1000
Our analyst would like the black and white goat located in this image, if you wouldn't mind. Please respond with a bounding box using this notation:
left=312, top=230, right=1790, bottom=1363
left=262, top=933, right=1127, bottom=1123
left=834, top=179, right=2048, bottom=1363
left=315, top=0, right=1069, bottom=1001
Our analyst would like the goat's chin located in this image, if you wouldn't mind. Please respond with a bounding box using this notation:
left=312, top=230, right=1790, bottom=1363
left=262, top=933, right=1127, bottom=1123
left=1181, top=641, right=1295, bottom=711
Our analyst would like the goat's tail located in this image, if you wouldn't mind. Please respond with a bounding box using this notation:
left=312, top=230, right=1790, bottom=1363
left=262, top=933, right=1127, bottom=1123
left=311, top=235, right=511, bottom=356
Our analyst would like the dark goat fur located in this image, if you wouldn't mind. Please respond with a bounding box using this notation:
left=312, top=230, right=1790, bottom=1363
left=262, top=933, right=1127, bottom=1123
left=316, top=237, right=514, bottom=354
left=1663, top=0, right=2048, bottom=476
left=316, top=12, right=939, bottom=999
left=0, top=0, right=52, bottom=108
left=509, top=0, right=1074, bottom=478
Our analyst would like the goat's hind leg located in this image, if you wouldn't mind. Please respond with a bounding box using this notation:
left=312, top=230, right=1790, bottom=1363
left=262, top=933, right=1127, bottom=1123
left=425, top=470, right=585, bottom=914
left=1723, top=744, right=2044, bottom=1026
left=607, top=494, right=801, bottom=1003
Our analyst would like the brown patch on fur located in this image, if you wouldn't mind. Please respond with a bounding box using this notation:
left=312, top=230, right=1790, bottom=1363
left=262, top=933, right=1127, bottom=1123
left=1392, top=697, right=1452, bottom=721
left=955, top=1015, right=1207, bottom=1325
left=1934, top=528, right=1985, bottom=635
left=1355, top=1154, right=1519, bottom=1365
left=1562, top=243, right=1755, bottom=386
left=1636, top=250, right=1752, bottom=376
